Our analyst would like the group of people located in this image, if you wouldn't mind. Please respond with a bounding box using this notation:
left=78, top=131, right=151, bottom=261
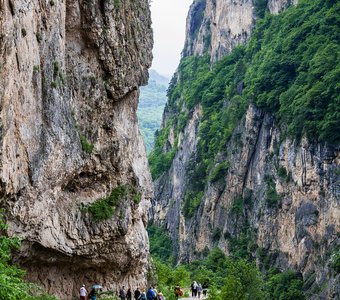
left=79, top=285, right=164, bottom=300
left=190, top=281, right=208, bottom=299
left=119, top=286, right=164, bottom=300
left=174, top=281, right=208, bottom=299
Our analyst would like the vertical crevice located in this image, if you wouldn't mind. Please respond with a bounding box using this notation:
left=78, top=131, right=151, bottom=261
left=8, top=0, right=15, bottom=16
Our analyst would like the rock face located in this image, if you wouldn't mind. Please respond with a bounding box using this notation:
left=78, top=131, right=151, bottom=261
left=183, top=0, right=297, bottom=62
left=0, top=0, right=153, bottom=298
left=152, top=0, right=339, bottom=299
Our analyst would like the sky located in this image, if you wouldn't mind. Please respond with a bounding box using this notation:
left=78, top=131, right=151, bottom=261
left=150, top=0, right=193, bottom=78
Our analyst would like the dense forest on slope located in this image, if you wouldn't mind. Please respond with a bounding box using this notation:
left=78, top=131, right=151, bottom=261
left=148, top=226, right=308, bottom=300
left=149, top=0, right=340, bottom=180
left=138, top=70, right=169, bottom=153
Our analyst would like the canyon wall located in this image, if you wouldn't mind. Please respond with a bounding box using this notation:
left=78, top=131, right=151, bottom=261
left=152, top=0, right=339, bottom=299
left=0, top=0, right=153, bottom=298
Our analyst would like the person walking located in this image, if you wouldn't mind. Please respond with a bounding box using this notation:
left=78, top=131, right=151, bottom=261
left=202, top=282, right=208, bottom=298
left=89, top=287, right=97, bottom=300
left=134, top=287, right=141, bottom=300
left=138, top=291, right=147, bottom=300
left=119, top=286, right=126, bottom=300
left=197, top=283, right=203, bottom=299
left=174, top=285, right=182, bottom=299
left=79, top=284, right=87, bottom=300
left=127, top=288, right=132, bottom=300
left=191, top=281, right=198, bottom=297
left=146, top=287, right=155, bottom=300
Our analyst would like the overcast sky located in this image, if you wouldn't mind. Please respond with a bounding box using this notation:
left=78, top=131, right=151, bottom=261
left=150, top=0, right=193, bottom=77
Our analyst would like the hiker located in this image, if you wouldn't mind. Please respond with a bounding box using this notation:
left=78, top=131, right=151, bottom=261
left=134, top=287, right=141, bottom=300
left=202, top=282, right=208, bottom=298
left=127, top=288, right=132, bottom=300
left=153, top=287, right=158, bottom=300
left=146, top=287, right=156, bottom=300
left=138, top=291, right=147, bottom=300
left=119, top=286, right=126, bottom=300
left=174, top=285, right=182, bottom=299
left=89, top=288, right=97, bottom=300
left=191, top=281, right=198, bottom=297
left=197, top=283, right=203, bottom=299
left=157, top=292, right=164, bottom=300
left=79, top=284, right=87, bottom=300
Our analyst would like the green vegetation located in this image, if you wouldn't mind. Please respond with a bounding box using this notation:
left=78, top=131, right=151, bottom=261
left=147, top=224, right=174, bottom=263
left=182, top=191, right=203, bottom=219
left=209, top=161, right=230, bottom=183
left=0, top=211, right=58, bottom=300
left=137, top=70, right=169, bottom=153
left=266, top=269, right=305, bottom=300
left=113, top=0, right=121, bottom=8
left=277, top=165, right=291, bottom=182
left=329, top=247, right=340, bottom=274
left=84, top=185, right=140, bottom=221
left=148, top=121, right=176, bottom=180
left=33, top=65, right=40, bottom=73
left=264, top=176, right=282, bottom=207
left=151, top=241, right=305, bottom=300
left=149, top=0, right=340, bottom=218
left=80, top=134, right=94, bottom=154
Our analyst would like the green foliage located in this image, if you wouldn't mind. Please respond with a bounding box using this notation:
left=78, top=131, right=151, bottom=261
left=254, top=0, right=269, bottom=18
left=246, top=0, right=340, bottom=144
left=266, top=269, right=305, bottom=300
left=231, top=196, right=245, bottom=215
left=50, top=81, right=57, bottom=89
left=148, top=121, right=176, bottom=179
left=182, top=191, right=203, bottom=219
left=209, top=161, right=230, bottom=183
left=85, top=185, right=140, bottom=221
left=277, top=165, right=291, bottom=182
left=0, top=211, right=58, bottom=300
left=80, top=134, right=94, bottom=154
left=150, top=0, right=340, bottom=207
left=147, top=225, right=174, bottom=263
left=227, top=227, right=257, bottom=261
left=138, top=72, right=168, bottom=153
left=33, top=65, right=40, bottom=73
left=329, top=248, right=340, bottom=274
left=153, top=258, right=190, bottom=299
left=264, top=176, right=281, bottom=207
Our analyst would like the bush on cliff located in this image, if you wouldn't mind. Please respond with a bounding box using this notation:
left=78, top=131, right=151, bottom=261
left=0, top=211, right=58, bottom=300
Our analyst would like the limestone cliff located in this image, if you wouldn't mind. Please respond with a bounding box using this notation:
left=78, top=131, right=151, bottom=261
left=183, top=0, right=297, bottom=62
left=0, top=0, right=153, bottom=298
left=151, top=0, right=339, bottom=299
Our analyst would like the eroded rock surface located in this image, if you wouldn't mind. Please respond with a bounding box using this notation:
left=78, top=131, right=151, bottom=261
left=0, top=0, right=153, bottom=298
left=152, top=0, right=339, bottom=299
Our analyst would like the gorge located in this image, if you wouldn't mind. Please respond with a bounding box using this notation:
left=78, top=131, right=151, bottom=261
left=0, top=0, right=339, bottom=299
left=150, top=0, right=339, bottom=299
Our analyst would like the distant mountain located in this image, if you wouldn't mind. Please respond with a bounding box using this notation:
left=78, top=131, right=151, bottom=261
left=137, top=70, right=169, bottom=153
left=149, top=69, right=170, bottom=86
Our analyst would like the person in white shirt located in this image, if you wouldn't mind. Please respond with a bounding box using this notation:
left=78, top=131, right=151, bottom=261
left=80, top=284, right=87, bottom=300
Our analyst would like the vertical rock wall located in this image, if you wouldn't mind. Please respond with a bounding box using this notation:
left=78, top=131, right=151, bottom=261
left=152, top=0, right=339, bottom=298
left=0, top=0, right=153, bottom=298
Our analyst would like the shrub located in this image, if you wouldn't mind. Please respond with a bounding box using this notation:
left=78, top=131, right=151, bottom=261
left=85, top=185, right=139, bottom=221
left=0, top=211, right=58, bottom=300
left=182, top=191, right=203, bottom=219
left=209, top=161, right=230, bottom=183
left=80, top=134, right=94, bottom=154
left=264, top=176, right=281, bottom=207
left=329, top=248, right=340, bottom=274
left=266, top=270, right=305, bottom=300
left=148, top=224, right=174, bottom=263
